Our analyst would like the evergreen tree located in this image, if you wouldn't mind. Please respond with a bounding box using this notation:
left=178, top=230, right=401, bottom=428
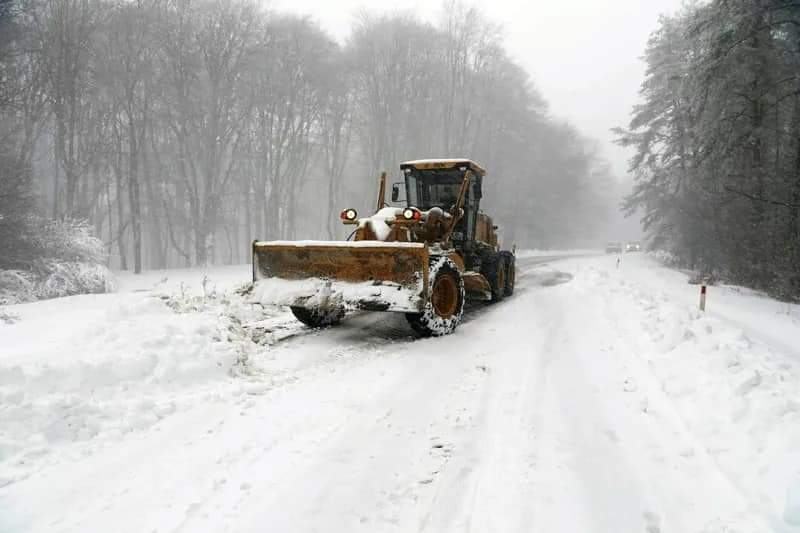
left=619, top=0, right=800, bottom=300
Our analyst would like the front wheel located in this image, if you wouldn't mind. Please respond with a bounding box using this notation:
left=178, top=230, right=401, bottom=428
left=290, top=306, right=345, bottom=328
left=405, top=257, right=465, bottom=337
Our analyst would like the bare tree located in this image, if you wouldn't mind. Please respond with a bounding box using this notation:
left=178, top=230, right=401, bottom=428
left=2, top=0, right=616, bottom=275
left=37, top=0, right=102, bottom=217
left=97, top=0, right=160, bottom=272
left=160, top=0, right=259, bottom=265
left=319, top=60, right=354, bottom=239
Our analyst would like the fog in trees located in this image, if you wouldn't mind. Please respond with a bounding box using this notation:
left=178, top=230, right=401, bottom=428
left=8, top=0, right=798, bottom=303
left=0, top=0, right=615, bottom=291
left=616, top=0, right=800, bottom=300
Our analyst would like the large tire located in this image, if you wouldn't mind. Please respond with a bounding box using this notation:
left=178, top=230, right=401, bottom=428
left=482, top=253, right=506, bottom=302
left=405, top=257, right=465, bottom=337
left=290, top=306, right=345, bottom=328
left=501, top=251, right=516, bottom=296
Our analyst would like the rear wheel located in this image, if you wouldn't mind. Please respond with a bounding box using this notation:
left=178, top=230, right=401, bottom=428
left=501, top=252, right=516, bottom=296
left=482, top=253, right=507, bottom=302
left=405, top=257, right=465, bottom=337
left=290, top=306, right=345, bottom=328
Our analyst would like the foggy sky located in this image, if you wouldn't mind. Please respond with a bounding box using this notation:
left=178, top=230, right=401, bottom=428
left=271, top=0, right=684, bottom=181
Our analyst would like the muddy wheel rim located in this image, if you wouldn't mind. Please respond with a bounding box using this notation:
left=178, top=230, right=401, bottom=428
left=431, top=274, right=458, bottom=318
left=508, top=265, right=515, bottom=289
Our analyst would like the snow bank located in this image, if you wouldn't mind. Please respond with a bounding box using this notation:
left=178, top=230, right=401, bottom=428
left=1, top=297, right=231, bottom=459
left=576, top=254, right=800, bottom=528
left=0, top=270, right=279, bottom=487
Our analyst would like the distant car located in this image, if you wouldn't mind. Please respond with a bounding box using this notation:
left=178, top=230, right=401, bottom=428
left=605, top=242, right=622, bottom=254
left=625, top=241, right=642, bottom=253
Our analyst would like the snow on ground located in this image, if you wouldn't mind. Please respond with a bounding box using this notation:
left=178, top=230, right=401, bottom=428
left=114, top=264, right=250, bottom=294
left=0, top=264, right=287, bottom=490
left=1, top=253, right=799, bottom=532
left=515, top=248, right=600, bottom=258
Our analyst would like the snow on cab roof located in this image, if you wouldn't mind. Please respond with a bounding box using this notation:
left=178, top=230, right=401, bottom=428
left=400, top=159, right=486, bottom=176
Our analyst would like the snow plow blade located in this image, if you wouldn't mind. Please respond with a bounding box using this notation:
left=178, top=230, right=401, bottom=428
left=251, top=240, right=429, bottom=313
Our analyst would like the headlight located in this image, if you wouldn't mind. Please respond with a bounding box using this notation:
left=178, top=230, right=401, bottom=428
left=340, top=208, right=358, bottom=221
left=402, top=207, right=421, bottom=220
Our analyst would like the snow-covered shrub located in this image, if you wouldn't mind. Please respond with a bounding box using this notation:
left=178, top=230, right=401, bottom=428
left=0, top=269, right=36, bottom=305
left=33, top=260, right=115, bottom=300
left=0, top=308, right=20, bottom=324
left=0, top=218, right=114, bottom=303
left=649, top=249, right=681, bottom=267
left=649, top=249, right=729, bottom=287
left=34, top=218, right=106, bottom=265
left=1, top=142, right=112, bottom=303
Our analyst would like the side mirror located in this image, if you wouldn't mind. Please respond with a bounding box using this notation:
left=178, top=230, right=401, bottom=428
left=391, top=183, right=400, bottom=202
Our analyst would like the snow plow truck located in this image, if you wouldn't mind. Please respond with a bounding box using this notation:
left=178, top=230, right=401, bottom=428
left=251, top=159, right=515, bottom=336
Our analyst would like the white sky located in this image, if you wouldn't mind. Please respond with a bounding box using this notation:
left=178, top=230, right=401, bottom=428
left=270, top=0, right=684, bottom=181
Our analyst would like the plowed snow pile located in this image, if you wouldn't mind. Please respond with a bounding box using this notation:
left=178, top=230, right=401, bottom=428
left=0, top=265, right=287, bottom=489
left=1, top=254, right=799, bottom=532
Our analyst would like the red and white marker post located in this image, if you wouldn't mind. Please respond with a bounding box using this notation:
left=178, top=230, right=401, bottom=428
left=699, top=277, right=708, bottom=311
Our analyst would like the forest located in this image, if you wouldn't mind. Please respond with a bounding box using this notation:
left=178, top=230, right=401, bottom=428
left=617, top=0, right=800, bottom=301
left=0, top=0, right=614, bottom=302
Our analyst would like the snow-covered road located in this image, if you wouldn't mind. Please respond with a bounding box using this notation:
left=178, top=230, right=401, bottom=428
left=2, top=254, right=800, bottom=532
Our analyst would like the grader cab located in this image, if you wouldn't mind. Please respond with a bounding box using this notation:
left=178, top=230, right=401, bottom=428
left=252, top=159, right=515, bottom=336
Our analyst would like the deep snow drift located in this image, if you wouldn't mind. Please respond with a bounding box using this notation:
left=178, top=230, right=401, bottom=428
left=1, top=254, right=799, bottom=532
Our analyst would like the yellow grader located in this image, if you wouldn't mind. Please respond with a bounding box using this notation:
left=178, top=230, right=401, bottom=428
left=251, top=159, right=515, bottom=336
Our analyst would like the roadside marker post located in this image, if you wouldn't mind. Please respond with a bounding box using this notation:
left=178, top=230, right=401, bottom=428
left=699, top=277, right=708, bottom=311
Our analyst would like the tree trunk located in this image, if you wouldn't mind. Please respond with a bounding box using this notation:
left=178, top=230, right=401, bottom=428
left=127, top=115, right=142, bottom=273
left=112, top=126, right=128, bottom=271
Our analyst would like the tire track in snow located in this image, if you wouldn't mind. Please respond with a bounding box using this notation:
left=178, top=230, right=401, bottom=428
left=0, top=255, right=586, bottom=533
left=417, top=293, right=562, bottom=532
left=174, top=256, right=578, bottom=532
left=528, top=263, right=770, bottom=533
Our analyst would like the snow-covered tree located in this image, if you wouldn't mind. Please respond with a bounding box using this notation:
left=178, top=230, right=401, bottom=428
left=619, top=0, right=800, bottom=300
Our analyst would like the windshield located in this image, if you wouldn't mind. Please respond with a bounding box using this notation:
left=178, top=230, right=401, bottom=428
left=405, top=169, right=464, bottom=209
left=423, top=183, right=461, bottom=208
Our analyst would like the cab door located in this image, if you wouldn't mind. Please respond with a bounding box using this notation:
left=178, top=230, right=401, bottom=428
left=458, top=174, right=481, bottom=244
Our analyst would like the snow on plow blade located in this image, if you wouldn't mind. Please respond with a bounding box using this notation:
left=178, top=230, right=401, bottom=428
left=252, top=240, right=429, bottom=313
